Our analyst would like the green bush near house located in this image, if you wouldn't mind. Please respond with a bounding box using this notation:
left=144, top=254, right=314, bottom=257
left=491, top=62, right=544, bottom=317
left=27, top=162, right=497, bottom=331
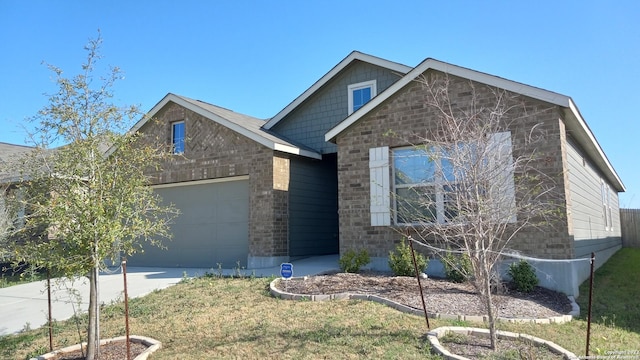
left=339, top=249, right=370, bottom=273
left=508, top=260, right=539, bottom=293
left=388, top=238, right=428, bottom=276
left=442, top=250, right=472, bottom=283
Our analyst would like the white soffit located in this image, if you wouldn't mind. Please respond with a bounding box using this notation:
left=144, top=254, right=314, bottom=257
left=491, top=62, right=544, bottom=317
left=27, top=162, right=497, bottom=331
left=565, top=99, right=625, bottom=191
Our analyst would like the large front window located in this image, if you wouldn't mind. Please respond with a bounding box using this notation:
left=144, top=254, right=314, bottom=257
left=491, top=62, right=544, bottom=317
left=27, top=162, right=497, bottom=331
left=393, top=147, right=459, bottom=224
left=391, top=132, right=515, bottom=226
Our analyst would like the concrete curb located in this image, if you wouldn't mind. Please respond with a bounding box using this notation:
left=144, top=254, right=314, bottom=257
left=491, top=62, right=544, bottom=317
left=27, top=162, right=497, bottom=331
left=31, top=335, right=161, bottom=360
left=270, top=277, right=579, bottom=325
left=427, top=326, right=579, bottom=359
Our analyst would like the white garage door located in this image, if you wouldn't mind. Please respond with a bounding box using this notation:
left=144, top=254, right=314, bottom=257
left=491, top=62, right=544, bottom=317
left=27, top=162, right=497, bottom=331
left=128, top=178, right=249, bottom=268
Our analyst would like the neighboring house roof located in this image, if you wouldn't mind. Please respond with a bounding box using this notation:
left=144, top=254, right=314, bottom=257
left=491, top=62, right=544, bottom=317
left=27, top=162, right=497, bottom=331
left=325, top=58, right=625, bottom=192
left=130, top=93, right=322, bottom=160
left=262, top=51, right=412, bottom=130
left=0, top=142, right=34, bottom=183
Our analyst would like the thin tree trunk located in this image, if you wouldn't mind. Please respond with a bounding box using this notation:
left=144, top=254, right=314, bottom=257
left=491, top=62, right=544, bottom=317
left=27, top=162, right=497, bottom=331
left=86, top=259, right=101, bottom=359
left=485, top=278, right=498, bottom=350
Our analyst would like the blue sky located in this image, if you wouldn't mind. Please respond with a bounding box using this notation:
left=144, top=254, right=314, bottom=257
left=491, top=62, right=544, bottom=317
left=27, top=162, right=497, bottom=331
left=1, top=1, right=638, bottom=207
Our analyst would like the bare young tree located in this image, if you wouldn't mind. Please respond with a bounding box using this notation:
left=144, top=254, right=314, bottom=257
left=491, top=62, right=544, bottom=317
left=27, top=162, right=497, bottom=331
left=393, top=73, right=562, bottom=350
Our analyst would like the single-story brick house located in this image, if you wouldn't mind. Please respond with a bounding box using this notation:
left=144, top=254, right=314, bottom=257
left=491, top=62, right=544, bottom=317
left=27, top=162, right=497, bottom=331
left=121, top=52, right=625, bottom=295
left=0, top=142, right=36, bottom=253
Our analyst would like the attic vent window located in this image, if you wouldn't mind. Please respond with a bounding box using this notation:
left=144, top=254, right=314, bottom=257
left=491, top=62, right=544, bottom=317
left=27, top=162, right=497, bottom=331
left=172, top=121, right=185, bottom=154
left=348, top=80, right=377, bottom=115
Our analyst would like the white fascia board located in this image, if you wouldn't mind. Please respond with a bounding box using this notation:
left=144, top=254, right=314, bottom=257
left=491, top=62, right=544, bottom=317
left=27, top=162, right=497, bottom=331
left=129, top=93, right=176, bottom=135
left=566, top=99, right=625, bottom=191
left=263, top=51, right=411, bottom=130
left=172, top=96, right=321, bottom=159
left=151, top=175, right=250, bottom=189
left=323, top=56, right=625, bottom=192
left=430, top=61, right=570, bottom=107
left=104, top=93, right=177, bottom=157
left=326, top=58, right=572, bottom=142
left=126, top=93, right=320, bottom=160
left=274, top=143, right=322, bottom=159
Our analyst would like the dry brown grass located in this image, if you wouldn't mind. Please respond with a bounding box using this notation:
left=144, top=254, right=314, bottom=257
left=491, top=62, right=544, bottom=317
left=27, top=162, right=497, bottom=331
left=6, top=277, right=436, bottom=359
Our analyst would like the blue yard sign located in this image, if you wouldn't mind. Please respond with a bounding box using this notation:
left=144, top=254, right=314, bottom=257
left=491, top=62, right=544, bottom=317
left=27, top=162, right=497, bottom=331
left=280, top=263, right=293, bottom=279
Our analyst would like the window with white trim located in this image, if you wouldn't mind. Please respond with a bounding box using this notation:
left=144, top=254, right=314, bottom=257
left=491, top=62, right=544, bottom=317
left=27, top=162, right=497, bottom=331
left=171, top=121, right=185, bottom=154
left=393, top=146, right=460, bottom=224
left=389, top=132, right=516, bottom=226
left=348, top=80, right=377, bottom=115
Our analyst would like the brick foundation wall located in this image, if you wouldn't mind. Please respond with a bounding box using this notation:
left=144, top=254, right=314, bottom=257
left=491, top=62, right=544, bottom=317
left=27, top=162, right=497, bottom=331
left=335, top=70, right=573, bottom=259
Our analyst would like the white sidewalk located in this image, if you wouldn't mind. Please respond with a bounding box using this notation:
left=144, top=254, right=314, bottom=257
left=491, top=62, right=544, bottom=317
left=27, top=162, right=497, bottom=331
left=0, top=255, right=339, bottom=336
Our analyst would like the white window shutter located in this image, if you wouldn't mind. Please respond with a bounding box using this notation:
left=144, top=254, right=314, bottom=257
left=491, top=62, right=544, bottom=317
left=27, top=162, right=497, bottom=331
left=487, top=132, right=517, bottom=223
left=369, top=146, right=391, bottom=226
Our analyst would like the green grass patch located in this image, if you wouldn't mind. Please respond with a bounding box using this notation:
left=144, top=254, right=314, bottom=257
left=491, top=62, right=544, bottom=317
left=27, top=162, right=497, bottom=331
left=576, top=247, right=640, bottom=333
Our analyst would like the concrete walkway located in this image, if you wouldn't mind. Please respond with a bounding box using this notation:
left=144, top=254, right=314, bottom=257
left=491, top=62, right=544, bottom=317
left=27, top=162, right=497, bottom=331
left=0, top=255, right=339, bottom=336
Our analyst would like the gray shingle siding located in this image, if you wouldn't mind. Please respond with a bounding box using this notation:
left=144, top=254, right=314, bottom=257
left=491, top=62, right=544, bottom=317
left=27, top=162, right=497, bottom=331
left=566, top=136, right=621, bottom=257
left=288, top=154, right=339, bottom=257
left=272, top=61, right=405, bottom=154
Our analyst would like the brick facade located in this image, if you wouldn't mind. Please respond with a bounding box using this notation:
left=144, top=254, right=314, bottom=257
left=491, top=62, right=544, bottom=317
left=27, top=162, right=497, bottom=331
left=138, top=102, right=289, bottom=259
left=334, top=70, right=574, bottom=259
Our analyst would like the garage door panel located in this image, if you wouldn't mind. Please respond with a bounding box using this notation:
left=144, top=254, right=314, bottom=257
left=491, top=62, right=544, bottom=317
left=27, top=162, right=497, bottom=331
left=216, top=223, right=247, bottom=242
left=218, top=181, right=249, bottom=198
left=129, top=179, right=249, bottom=268
left=175, top=247, right=214, bottom=268
left=172, top=190, right=216, bottom=222
left=217, top=203, right=248, bottom=223
left=213, top=246, right=246, bottom=266
left=180, top=206, right=216, bottom=223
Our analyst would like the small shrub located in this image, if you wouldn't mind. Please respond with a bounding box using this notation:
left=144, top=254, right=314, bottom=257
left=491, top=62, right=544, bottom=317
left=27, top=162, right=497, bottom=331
left=442, top=250, right=472, bottom=283
left=508, top=260, right=538, bottom=292
left=339, top=249, right=370, bottom=273
left=388, top=238, right=428, bottom=276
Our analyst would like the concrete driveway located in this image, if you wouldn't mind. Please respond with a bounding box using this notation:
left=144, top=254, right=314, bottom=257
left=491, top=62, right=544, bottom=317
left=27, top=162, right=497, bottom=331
left=0, top=255, right=338, bottom=336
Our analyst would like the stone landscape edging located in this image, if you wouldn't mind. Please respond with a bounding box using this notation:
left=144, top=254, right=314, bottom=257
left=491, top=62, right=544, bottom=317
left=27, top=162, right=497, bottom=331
left=427, top=326, right=579, bottom=359
left=31, top=335, right=161, bottom=360
left=270, top=277, right=579, bottom=325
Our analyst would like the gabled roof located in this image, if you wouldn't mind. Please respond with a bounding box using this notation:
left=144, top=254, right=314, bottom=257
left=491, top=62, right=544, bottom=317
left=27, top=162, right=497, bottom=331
left=325, top=58, right=625, bottom=192
left=0, top=142, right=33, bottom=162
left=0, top=142, right=34, bottom=183
left=262, top=51, right=412, bottom=130
left=130, top=93, right=321, bottom=159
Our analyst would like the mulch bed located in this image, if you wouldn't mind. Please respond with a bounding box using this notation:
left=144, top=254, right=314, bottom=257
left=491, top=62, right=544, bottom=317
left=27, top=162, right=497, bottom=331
left=48, top=340, right=147, bottom=360
left=275, top=271, right=573, bottom=319
left=441, top=332, right=564, bottom=359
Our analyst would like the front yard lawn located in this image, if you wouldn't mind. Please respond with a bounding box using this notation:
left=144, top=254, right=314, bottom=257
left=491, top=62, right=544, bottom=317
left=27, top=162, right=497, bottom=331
left=3, top=249, right=640, bottom=359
